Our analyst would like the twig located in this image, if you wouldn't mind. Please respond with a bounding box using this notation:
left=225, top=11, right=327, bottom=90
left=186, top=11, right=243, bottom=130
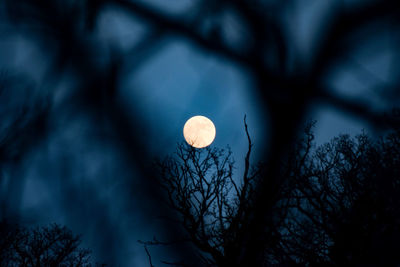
left=144, top=245, right=155, bottom=267
left=243, top=115, right=253, bottom=184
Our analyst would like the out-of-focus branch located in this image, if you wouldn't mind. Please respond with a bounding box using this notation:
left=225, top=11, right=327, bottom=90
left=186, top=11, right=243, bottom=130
left=315, top=90, right=400, bottom=129
left=103, top=0, right=255, bottom=69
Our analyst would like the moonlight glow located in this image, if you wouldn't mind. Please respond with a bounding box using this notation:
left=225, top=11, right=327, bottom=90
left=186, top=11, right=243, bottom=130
left=183, top=116, right=216, bottom=148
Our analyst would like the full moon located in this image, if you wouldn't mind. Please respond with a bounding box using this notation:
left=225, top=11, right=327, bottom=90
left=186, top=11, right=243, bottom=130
left=183, top=116, right=216, bottom=148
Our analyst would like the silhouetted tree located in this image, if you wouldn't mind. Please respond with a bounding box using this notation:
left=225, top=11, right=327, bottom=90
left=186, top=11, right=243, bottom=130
left=276, top=122, right=400, bottom=266
left=0, top=222, right=99, bottom=267
left=153, top=119, right=400, bottom=266
left=151, top=117, right=261, bottom=266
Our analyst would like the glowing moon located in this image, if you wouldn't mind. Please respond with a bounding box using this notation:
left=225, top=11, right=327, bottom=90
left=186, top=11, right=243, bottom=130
left=183, top=116, right=216, bottom=148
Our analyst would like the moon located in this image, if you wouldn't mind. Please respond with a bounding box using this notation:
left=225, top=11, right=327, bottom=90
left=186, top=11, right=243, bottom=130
left=183, top=116, right=216, bottom=148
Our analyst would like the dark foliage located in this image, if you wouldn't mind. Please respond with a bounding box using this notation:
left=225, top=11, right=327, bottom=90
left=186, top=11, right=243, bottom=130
left=155, top=121, right=400, bottom=266
left=278, top=124, right=400, bottom=266
left=0, top=223, right=96, bottom=267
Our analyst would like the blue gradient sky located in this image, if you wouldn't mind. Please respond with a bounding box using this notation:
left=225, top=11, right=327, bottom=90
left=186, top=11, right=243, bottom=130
left=0, top=0, right=398, bottom=266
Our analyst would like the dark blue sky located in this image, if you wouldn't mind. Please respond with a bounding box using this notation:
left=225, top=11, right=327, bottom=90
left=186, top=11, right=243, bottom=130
left=0, top=0, right=398, bottom=266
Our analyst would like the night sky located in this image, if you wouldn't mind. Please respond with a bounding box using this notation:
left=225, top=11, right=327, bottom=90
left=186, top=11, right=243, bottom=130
left=0, top=0, right=399, bottom=266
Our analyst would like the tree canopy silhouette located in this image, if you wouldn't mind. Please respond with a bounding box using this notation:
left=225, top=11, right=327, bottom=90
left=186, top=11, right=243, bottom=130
left=152, top=119, right=400, bottom=266
left=0, top=222, right=101, bottom=267
left=278, top=123, right=400, bottom=266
